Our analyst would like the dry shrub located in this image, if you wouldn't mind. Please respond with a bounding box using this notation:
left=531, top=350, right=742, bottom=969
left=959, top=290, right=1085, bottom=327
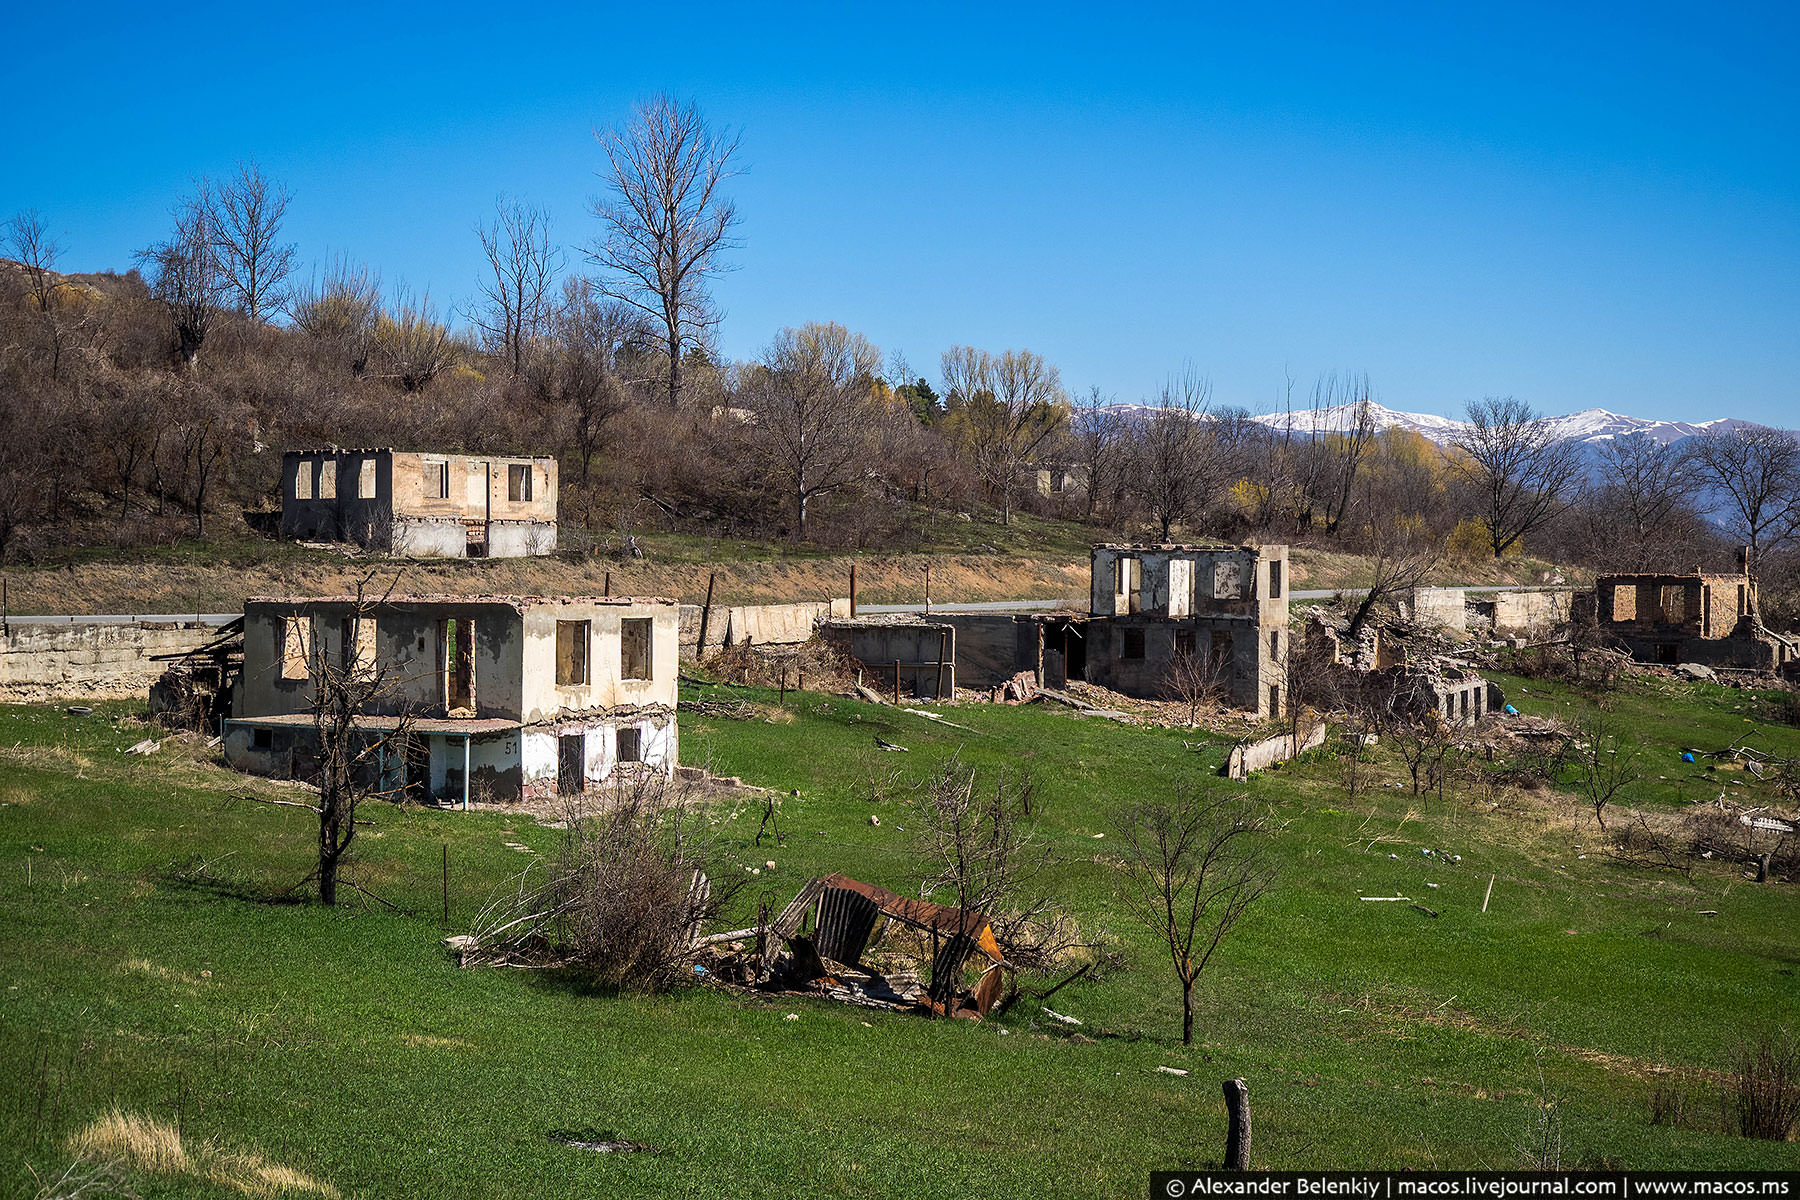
left=67, top=1107, right=337, bottom=1197
left=702, top=637, right=856, bottom=693
left=1730, top=1030, right=1800, bottom=1141
left=1649, top=1078, right=1690, bottom=1128
left=469, top=771, right=743, bottom=992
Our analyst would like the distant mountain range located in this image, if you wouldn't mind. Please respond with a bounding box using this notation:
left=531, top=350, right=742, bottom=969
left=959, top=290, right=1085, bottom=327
left=1102, top=400, right=1768, bottom=448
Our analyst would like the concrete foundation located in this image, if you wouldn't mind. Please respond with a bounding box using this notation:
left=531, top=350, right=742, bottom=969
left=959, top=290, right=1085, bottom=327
left=1, top=621, right=218, bottom=700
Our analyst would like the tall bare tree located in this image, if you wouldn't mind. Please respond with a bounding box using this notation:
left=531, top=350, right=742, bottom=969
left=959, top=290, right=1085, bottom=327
left=1451, top=397, right=1583, bottom=558
left=138, top=183, right=229, bottom=371
left=1684, top=426, right=1800, bottom=577
left=4, top=210, right=71, bottom=379
left=212, top=161, right=296, bottom=323
left=472, top=196, right=563, bottom=378
left=941, top=345, right=1068, bottom=525
left=589, top=94, right=742, bottom=409
left=292, top=255, right=382, bottom=376
left=744, top=321, right=880, bottom=536
left=1115, top=787, right=1272, bottom=1045
left=1296, top=373, right=1377, bottom=536
left=1132, top=369, right=1225, bottom=541
left=1072, top=386, right=1128, bottom=524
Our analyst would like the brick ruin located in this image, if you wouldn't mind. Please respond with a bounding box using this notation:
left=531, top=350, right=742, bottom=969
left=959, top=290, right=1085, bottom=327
left=1589, top=555, right=1800, bottom=671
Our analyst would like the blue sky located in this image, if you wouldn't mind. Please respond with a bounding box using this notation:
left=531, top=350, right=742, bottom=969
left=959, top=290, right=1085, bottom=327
left=5, top=1, right=1797, bottom=424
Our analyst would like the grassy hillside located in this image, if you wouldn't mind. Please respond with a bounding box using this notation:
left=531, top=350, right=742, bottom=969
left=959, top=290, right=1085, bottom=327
left=2, top=664, right=1797, bottom=1196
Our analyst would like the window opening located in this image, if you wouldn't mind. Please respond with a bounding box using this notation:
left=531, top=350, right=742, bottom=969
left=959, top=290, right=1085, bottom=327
left=621, top=618, right=653, bottom=680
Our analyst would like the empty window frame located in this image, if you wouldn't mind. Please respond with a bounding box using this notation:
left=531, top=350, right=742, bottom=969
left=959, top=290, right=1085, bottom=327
left=1174, top=629, right=1197, bottom=659
left=250, top=726, right=274, bottom=751
left=620, top=618, right=653, bottom=680
left=443, top=617, right=475, bottom=712
left=1209, top=629, right=1233, bottom=671
left=357, top=458, right=377, bottom=499
left=1115, top=556, right=1142, bottom=614
left=280, top=616, right=313, bottom=680
left=295, top=463, right=314, bottom=500
left=556, top=620, right=590, bottom=687
left=616, top=726, right=643, bottom=764
left=318, top=461, right=337, bottom=499
left=1269, top=629, right=1281, bottom=658
left=424, top=460, right=450, bottom=499
left=508, top=463, right=532, bottom=502
left=1268, top=559, right=1283, bottom=599
left=340, top=616, right=377, bottom=673
left=1121, top=628, right=1146, bottom=660
left=1213, top=562, right=1244, bottom=600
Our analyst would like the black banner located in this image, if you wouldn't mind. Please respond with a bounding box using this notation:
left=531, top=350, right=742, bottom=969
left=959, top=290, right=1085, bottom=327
left=1149, top=1174, right=1800, bottom=1200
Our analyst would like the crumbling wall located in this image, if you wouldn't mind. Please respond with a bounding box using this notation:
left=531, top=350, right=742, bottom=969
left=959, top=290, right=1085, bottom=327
left=1403, top=587, right=1468, bottom=633
left=933, top=614, right=1036, bottom=689
left=1488, top=589, right=1571, bottom=638
left=1225, top=722, right=1327, bottom=779
left=818, top=620, right=955, bottom=700
left=0, top=621, right=218, bottom=700
left=679, top=601, right=836, bottom=658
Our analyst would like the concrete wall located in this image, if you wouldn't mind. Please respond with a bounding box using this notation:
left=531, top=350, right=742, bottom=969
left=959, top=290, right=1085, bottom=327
left=1225, top=722, right=1327, bottom=779
left=1091, top=544, right=1289, bottom=621
left=519, top=714, right=677, bottom=799
left=1404, top=587, right=1468, bottom=632
left=819, top=621, right=955, bottom=700
left=679, top=601, right=836, bottom=658
left=935, top=614, right=1036, bottom=688
left=0, top=621, right=218, bottom=700
left=1489, top=589, right=1571, bottom=637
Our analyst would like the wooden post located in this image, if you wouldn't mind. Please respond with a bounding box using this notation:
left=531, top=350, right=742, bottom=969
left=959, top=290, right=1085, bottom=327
left=936, top=629, right=949, bottom=700
left=696, top=571, right=718, bottom=660
left=893, top=659, right=902, bottom=705
left=604, top=571, right=612, bottom=598
left=849, top=564, right=858, bottom=617
left=442, top=843, right=449, bottom=925
left=1223, top=1078, right=1251, bottom=1169
left=1482, top=874, right=1495, bottom=913
left=925, top=563, right=932, bottom=615
left=779, top=665, right=787, bottom=704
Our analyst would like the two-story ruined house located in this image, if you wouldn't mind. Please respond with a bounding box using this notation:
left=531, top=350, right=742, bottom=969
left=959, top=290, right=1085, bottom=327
left=280, top=449, right=557, bottom=558
left=224, top=595, right=678, bottom=805
left=1083, top=543, right=1290, bottom=717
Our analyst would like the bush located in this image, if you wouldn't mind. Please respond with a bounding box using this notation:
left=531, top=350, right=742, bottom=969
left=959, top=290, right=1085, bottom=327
left=1729, top=1030, right=1800, bottom=1141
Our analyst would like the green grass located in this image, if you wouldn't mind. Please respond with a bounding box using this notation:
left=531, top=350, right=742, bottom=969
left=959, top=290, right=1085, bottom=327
left=2, top=676, right=1797, bottom=1198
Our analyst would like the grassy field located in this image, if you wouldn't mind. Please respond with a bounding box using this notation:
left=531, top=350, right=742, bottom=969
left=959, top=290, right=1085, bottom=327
left=2, top=669, right=1797, bottom=1198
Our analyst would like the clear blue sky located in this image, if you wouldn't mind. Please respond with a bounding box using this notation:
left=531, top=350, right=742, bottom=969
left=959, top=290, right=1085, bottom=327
left=6, top=1, right=1797, bottom=425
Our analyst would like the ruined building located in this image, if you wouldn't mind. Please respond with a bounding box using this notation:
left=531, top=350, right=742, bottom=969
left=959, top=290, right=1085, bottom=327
left=281, top=449, right=557, bottom=558
left=1591, top=559, right=1800, bottom=670
left=224, top=594, right=677, bottom=805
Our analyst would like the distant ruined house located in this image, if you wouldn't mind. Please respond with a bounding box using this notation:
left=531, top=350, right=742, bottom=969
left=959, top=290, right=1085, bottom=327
left=1589, top=553, right=1800, bottom=671
left=280, top=448, right=557, bottom=558
left=224, top=594, right=678, bottom=805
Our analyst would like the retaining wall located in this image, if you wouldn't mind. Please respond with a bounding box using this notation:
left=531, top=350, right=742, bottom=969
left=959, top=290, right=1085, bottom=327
left=0, top=621, right=217, bottom=700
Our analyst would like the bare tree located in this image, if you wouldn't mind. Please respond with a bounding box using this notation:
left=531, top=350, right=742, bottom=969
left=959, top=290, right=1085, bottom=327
left=1343, top=532, right=1442, bottom=644
left=472, top=196, right=563, bottom=377
left=941, top=345, right=1068, bottom=525
left=303, top=579, right=413, bottom=907
left=211, top=161, right=296, bottom=323
left=1567, top=715, right=1642, bottom=832
left=1072, top=386, right=1128, bottom=523
left=535, top=276, right=639, bottom=488
left=744, top=321, right=880, bottom=536
left=589, top=94, right=743, bottom=409
left=138, top=183, right=229, bottom=371
left=1452, top=397, right=1583, bottom=558
left=4, top=210, right=71, bottom=379
left=1296, top=373, right=1377, bottom=536
left=1166, top=644, right=1229, bottom=725
left=1684, top=426, right=1800, bottom=578
left=291, top=254, right=381, bottom=375
left=1131, top=369, right=1224, bottom=541
left=1115, top=786, right=1272, bottom=1045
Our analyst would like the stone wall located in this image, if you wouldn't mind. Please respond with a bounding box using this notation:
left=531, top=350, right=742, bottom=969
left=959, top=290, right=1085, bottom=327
left=0, top=621, right=218, bottom=701
left=678, top=600, right=846, bottom=659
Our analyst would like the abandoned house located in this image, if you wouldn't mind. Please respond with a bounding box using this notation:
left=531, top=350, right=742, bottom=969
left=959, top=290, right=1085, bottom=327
left=1303, top=606, right=1493, bottom=729
left=1082, top=543, right=1291, bottom=717
left=280, top=448, right=558, bottom=558
left=816, top=618, right=956, bottom=700
left=223, top=594, right=678, bottom=805
left=1591, top=558, right=1800, bottom=670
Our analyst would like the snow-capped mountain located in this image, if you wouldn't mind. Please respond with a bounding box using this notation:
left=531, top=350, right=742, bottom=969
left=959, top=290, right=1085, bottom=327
left=1234, top=403, right=1759, bottom=447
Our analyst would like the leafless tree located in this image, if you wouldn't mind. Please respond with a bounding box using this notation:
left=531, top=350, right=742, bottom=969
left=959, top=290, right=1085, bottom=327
left=1296, top=373, right=1378, bottom=536
left=211, top=161, right=296, bottom=323
left=941, top=345, right=1068, bottom=525
left=1343, top=531, right=1442, bottom=644
left=1567, top=715, right=1642, bottom=832
left=589, top=94, right=743, bottom=409
left=1115, top=786, right=1272, bottom=1045
left=372, top=286, right=456, bottom=392
left=291, top=254, right=381, bottom=375
left=1166, top=643, right=1229, bottom=725
left=4, top=210, right=71, bottom=379
left=1072, top=386, right=1128, bottom=523
left=472, top=196, right=563, bottom=377
left=744, top=321, right=880, bottom=536
left=1451, top=397, right=1583, bottom=557
left=303, top=578, right=413, bottom=907
left=535, top=276, right=640, bottom=487
left=1131, top=369, right=1224, bottom=541
left=1684, top=426, right=1800, bottom=577
left=138, top=183, right=229, bottom=371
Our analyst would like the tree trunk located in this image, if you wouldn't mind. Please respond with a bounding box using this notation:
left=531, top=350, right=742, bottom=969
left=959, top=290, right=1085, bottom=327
left=1181, top=975, right=1195, bottom=1045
